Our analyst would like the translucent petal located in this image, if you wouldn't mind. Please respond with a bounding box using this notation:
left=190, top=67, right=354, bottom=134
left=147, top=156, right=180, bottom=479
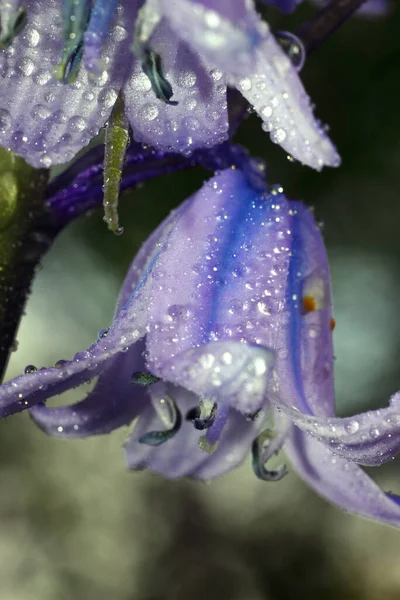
left=29, top=341, right=148, bottom=437
left=126, top=382, right=263, bottom=479
left=159, top=0, right=266, bottom=77
left=229, top=28, right=340, bottom=170
left=276, top=391, right=400, bottom=467
left=123, top=18, right=228, bottom=154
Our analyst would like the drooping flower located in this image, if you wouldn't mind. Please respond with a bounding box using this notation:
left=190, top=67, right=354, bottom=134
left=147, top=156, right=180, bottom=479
left=2, top=167, right=400, bottom=528
left=0, top=0, right=339, bottom=170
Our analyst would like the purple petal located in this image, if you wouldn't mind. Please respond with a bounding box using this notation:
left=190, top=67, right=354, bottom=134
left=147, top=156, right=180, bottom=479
left=0, top=0, right=133, bottom=167
left=229, top=29, right=340, bottom=170
left=28, top=200, right=185, bottom=436
left=29, top=341, right=148, bottom=438
left=126, top=381, right=263, bottom=479
left=0, top=281, right=148, bottom=418
left=159, top=0, right=266, bottom=77
left=123, top=19, right=228, bottom=154
left=150, top=341, right=275, bottom=415
left=0, top=194, right=179, bottom=418
left=275, top=391, right=400, bottom=467
left=285, top=426, right=400, bottom=528
left=145, top=169, right=334, bottom=417
left=145, top=168, right=292, bottom=409
left=286, top=201, right=335, bottom=418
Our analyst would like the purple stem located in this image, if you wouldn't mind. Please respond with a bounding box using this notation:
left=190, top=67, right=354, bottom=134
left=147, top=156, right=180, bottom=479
left=45, top=141, right=266, bottom=228
left=297, top=0, right=370, bottom=54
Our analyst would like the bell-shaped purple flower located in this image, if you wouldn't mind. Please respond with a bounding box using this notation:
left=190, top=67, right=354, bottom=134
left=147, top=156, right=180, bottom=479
left=0, top=0, right=339, bottom=169
left=1, top=167, right=400, bottom=527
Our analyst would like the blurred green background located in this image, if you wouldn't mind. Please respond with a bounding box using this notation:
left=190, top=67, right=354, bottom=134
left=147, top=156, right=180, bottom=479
left=1, top=3, right=400, bottom=599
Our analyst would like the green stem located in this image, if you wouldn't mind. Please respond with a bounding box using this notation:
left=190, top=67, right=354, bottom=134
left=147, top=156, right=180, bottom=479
left=0, top=148, right=51, bottom=380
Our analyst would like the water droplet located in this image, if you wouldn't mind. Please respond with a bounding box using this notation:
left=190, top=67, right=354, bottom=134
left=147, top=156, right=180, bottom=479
left=54, top=359, right=68, bottom=368
left=0, top=109, right=11, bottom=132
left=16, top=57, right=35, bottom=77
left=276, top=31, right=305, bottom=72
left=239, top=77, right=252, bottom=92
left=345, top=420, right=359, bottom=434
left=270, top=128, right=287, bottom=144
left=68, top=116, right=87, bottom=132
left=139, top=103, right=159, bottom=121
left=24, top=364, right=37, bottom=374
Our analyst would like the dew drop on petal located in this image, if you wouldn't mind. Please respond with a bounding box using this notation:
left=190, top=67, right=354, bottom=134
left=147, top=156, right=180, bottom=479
left=345, top=420, right=359, bottom=434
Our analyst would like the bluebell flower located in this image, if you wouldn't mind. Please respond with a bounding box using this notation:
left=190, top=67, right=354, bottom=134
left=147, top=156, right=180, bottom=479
left=2, top=166, right=400, bottom=528
left=0, top=0, right=339, bottom=169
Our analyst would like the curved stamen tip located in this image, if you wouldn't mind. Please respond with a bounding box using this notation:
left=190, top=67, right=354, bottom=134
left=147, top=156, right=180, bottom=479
left=138, top=395, right=182, bottom=446
left=251, top=430, right=288, bottom=482
left=138, top=46, right=179, bottom=105
left=53, top=42, right=84, bottom=84
left=186, top=398, right=217, bottom=430
left=131, top=371, right=160, bottom=387
left=0, top=5, right=26, bottom=48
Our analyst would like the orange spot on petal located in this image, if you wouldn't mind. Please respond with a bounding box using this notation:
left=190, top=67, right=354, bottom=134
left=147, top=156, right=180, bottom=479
left=303, top=296, right=316, bottom=313
left=330, top=318, right=336, bottom=331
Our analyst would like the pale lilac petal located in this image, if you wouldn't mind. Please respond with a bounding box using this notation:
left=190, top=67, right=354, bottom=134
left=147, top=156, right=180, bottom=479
left=0, top=0, right=133, bottom=167
left=152, top=341, right=275, bottom=415
left=28, top=200, right=184, bottom=436
left=144, top=169, right=335, bottom=417
left=126, top=382, right=263, bottom=479
left=286, top=201, right=335, bottom=418
left=29, top=341, right=148, bottom=438
left=285, top=426, right=400, bottom=528
left=145, top=169, right=293, bottom=409
left=159, top=0, right=266, bottom=77
left=275, top=391, right=400, bottom=467
left=0, top=196, right=178, bottom=418
left=230, top=29, right=340, bottom=170
left=0, top=288, right=146, bottom=418
left=123, top=19, right=228, bottom=154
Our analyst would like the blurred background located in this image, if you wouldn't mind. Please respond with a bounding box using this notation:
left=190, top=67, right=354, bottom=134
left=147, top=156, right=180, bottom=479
left=1, top=2, right=400, bottom=599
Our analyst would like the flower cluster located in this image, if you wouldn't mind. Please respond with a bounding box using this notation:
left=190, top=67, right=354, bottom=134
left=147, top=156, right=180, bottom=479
left=0, top=0, right=340, bottom=169
left=0, top=0, right=399, bottom=531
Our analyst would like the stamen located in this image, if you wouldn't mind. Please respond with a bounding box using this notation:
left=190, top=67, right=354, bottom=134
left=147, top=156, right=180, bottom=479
left=186, top=398, right=217, bottom=430
left=103, top=95, right=129, bottom=234
left=131, top=371, right=160, bottom=387
left=138, top=394, right=182, bottom=446
left=131, top=1, right=176, bottom=105
left=54, top=0, right=92, bottom=84
left=83, top=0, right=119, bottom=75
left=140, top=47, right=178, bottom=106
left=198, top=404, right=229, bottom=454
left=252, top=429, right=288, bottom=482
left=0, top=3, right=26, bottom=48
